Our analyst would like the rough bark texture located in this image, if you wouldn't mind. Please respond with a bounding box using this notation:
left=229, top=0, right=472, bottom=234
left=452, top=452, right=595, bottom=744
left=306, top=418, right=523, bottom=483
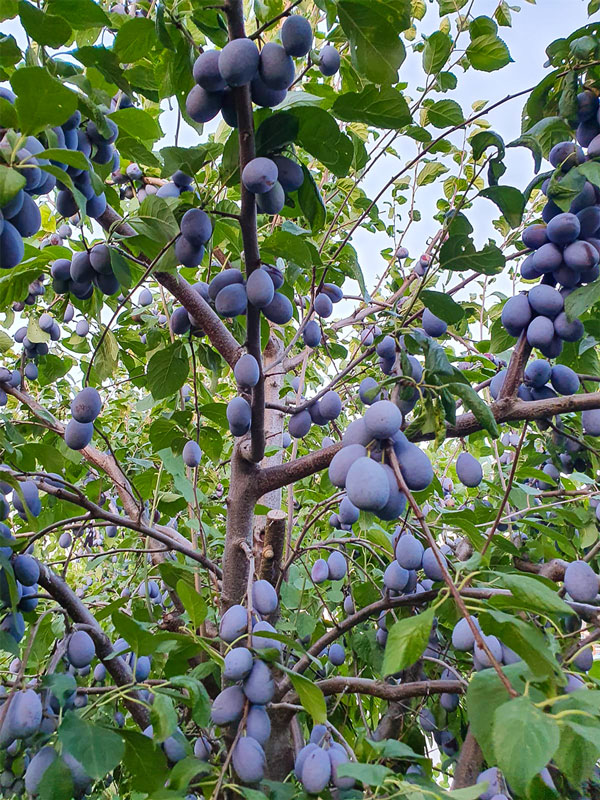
left=452, top=729, right=484, bottom=789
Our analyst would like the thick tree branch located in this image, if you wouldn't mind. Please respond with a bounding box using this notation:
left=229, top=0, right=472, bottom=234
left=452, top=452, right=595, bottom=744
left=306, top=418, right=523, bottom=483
left=224, top=0, right=264, bottom=464
left=258, top=392, right=600, bottom=494
left=452, top=728, right=484, bottom=789
left=37, top=563, right=150, bottom=729
left=97, top=206, right=242, bottom=369
left=258, top=509, right=286, bottom=585
left=282, top=678, right=464, bottom=707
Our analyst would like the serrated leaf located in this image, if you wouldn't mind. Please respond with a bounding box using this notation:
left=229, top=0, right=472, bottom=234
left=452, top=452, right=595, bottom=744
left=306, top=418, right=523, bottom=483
left=479, top=185, right=525, bottom=228
left=0, top=165, right=25, bottom=206
left=95, top=328, right=119, bottom=382
left=449, top=382, right=499, bottom=437
left=423, top=30, right=452, bottom=74
left=493, top=697, right=559, bottom=794
left=146, top=342, right=189, bottom=400
left=421, top=290, right=464, bottom=324
left=175, top=579, right=207, bottom=629
left=281, top=667, right=327, bottom=723
left=383, top=607, right=434, bottom=675
left=58, top=712, right=124, bottom=779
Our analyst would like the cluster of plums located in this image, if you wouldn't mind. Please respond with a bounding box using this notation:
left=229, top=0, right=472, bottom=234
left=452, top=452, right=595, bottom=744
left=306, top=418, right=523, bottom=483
left=287, top=387, right=341, bottom=440
left=51, top=242, right=123, bottom=301
left=0, top=536, right=39, bottom=645
left=241, top=154, right=305, bottom=216
left=64, top=387, right=102, bottom=451
left=302, top=283, right=344, bottom=348
left=327, top=399, right=432, bottom=526
left=212, top=580, right=280, bottom=784
left=174, top=207, right=212, bottom=268
left=294, top=725, right=355, bottom=794
left=54, top=111, right=118, bottom=222
left=186, top=14, right=339, bottom=127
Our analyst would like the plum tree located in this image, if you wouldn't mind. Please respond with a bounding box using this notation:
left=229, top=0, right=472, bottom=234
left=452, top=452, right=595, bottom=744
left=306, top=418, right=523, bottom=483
left=2, top=5, right=600, bottom=800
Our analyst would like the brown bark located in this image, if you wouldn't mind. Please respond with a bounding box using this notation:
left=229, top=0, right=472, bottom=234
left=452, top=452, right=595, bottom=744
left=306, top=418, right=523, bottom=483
left=452, top=729, right=484, bottom=789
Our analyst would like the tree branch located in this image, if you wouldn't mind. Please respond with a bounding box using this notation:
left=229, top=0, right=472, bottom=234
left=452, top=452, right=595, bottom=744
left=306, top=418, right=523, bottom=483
left=223, top=0, right=264, bottom=464
left=283, top=677, right=464, bottom=706
left=37, top=563, right=150, bottom=729
left=97, top=206, right=242, bottom=369
left=257, top=391, right=600, bottom=494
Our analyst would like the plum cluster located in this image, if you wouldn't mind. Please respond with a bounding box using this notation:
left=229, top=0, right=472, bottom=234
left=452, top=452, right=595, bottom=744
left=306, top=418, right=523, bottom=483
left=490, top=358, right=580, bottom=405
left=310, top=550, right=347, bottom=584
left=287, top=388, right=341, bottom=440
left=327, top=400, right=433, bottom=527
left=302, top=283, right=343, bottom=348
left=0, top=533, right=39, bottom=645
left=55, top=112, right=118, bottom=222
left=503, top=111, right=600, bottom=353
left=294, top=725, right=355, bottom=794
left=51, top=242, right=123, bottom=301
left=186, top=15, right=339, bottom=126
left=212, top=581, right=280, bottom=784
left=241, top=154, right=304, bottom=216
left=175, top=208, right=212, bottom=268
left=64, top=387, right=102, bottom=451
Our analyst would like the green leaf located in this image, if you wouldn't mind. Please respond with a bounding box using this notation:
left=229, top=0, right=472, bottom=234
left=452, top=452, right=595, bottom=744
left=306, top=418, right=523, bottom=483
left=509, top=116, right=572, bottom=168
left=19, top=0, right=71, bottom=47
left=38, top=756, right=73, bottom=800
left=121, top=730, right=168, bottom=793
left=95, top=328, right=119, bottom=383
left=382, top=607, right=434, bottom=675
left=0, top=34, right=20, bottom=68
left=439, top=236, right=505, bottom=275
left=109, top=249, right=132, bottom=289
left=176, top=579, right=207, bottom=629
left=74, top=45, right=131, bottom=94
left=298, top=165, right=326, bottom=233
left=493, top=697, right=560, bottom=794
left=114, top=17, right=159, bottom=63
left=11, top=66, right=78, bottom=134
left=150, top=692, right=178, bottom=741
left=565, top=279, right=600, bottom=321
left=479, top=609, right=560, bottom=678
left=554, top=719, right=600, bottom=785
left=254, top=112, right=299, bottom=156
left=467, top=34, right=511, bottom=71
left=0, top=165, right=25, bottom=206
left=332, top=85, right=411, bottom=129
left=499, top=573, right=574, bottom=616
left=146, top=342, right=189, bottom=400
left=427, top=99, right=464, bottom=128
left=466, top=662, right=531, bottom=761
left=479, top=186, right=525, bottom=228
left=290, top=106, right=353, bottom=178
left=438, top=0, right=469, bottom=11
left=27, top=317, right=50, bottom=345
left=420, top=290, right=464, bottom=324
left=47, top=0, right=109, bottom=27
left=449, top=382, right=499, bottom=437
left=416, top=161, right=449, bottom=186
left=160, top=144, right=220, bottom=178
left=335, top=763, right=393, bottom=786
left=471, top=130, right=505, bottom=162
left=423, top=30, right=452, bottom=74
left=338, top=0, right=406, bottom=85
left=109, top=107, right=163, bottom=144
left=281, top=667, right=327, bottom=723
left=58, top=712, right=124, bottom=779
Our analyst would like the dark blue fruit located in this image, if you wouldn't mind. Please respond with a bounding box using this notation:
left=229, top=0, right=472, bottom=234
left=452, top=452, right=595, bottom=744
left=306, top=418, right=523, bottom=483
left=281, top=15, right=313, bottom=57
